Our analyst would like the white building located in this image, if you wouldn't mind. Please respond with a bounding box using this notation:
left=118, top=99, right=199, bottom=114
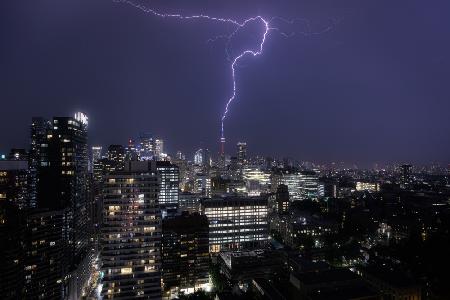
left=242, top=166, right=270, bottom=196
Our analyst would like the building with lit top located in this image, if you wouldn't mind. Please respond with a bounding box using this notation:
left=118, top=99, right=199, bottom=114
left=36, top=113, right=92, bottom=299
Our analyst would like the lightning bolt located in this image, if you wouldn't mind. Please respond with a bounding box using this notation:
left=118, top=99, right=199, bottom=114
left=115, top=0, right=337, bottom=145
left=220, top=16, right=271, bottom=139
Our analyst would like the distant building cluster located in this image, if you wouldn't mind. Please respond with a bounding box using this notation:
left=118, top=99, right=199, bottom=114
left=1, top=111, right=449, bottom=299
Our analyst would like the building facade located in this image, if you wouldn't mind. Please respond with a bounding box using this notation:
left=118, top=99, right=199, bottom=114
left=202, top=196, right=269, bottom=253
left=36, top=114, right=92, bottom=299
left=101, top=161, right=162, bottom=299
left=162, top=212, right=209, bottom=295
left=156, top=161, right=179, bottom=205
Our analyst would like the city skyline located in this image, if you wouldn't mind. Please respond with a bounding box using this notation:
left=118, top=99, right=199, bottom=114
left=1, top=0, right=450, bottom=165
left=1, top=2, right=449, bottom=299
left=1, top=115, right=449, bottom=169
left=1, top=110, right=448, bottom=299
left=1, top=120, right=448, bottom=169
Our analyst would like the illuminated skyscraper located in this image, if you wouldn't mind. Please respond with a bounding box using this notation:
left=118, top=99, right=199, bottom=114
left=194, top=173, right=211, bottom=197
left=101, top=161, right=162, bottom=299
left=155, top=139, right=164, bottom=157
left=272, top=170, right=319, bottom=201
left=35, top=112, right=92, bottom=299
left=138, top=132, right=154, bottom=160
left=91, top=146, right=103, bottom=178
left=156, top=161, right=179, bottom=205
left=237, top=142, right=247, bottom=165
left=194, top=149, right=204, bottom=165
left=194, top=148, right=210, bottom=167
left=202, top=196, right=268, bottom=253
left=92, top=146, right=102, bottom=164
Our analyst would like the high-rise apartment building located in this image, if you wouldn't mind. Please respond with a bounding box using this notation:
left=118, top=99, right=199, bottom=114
left=101, top=161, right=162, bottom=299
left=22, top=209, right=66, bottom=299
left=162, top=212, right=209, bottom=295
left=36, top=113, right=92, bottom=299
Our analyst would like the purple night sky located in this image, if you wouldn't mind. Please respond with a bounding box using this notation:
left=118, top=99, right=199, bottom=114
left=1, top=0, right=450, bottom=166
